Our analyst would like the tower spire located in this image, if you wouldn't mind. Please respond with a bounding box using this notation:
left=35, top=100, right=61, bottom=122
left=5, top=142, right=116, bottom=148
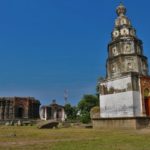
left=108, top=4, right=148, bottom=78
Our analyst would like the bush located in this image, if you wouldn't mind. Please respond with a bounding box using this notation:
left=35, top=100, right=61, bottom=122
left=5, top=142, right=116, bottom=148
left=90, top=106, right=100, bottom=113
left=90, top=106, right=100, bottom=119
left=78, top=94, right=99, bottom=123
left=79, top=112, right=91, bottom=124
left=64, top=104, right=78, bottom=121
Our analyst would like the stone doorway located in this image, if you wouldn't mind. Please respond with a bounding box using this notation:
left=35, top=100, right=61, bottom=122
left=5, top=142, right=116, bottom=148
left=17, top=107, right=24, bottom=118
left=144, top=88, right=150, bottom=116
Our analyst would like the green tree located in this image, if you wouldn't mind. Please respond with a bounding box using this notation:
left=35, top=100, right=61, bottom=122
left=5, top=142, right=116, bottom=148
left=78, top=94, right=99, bottom=123
left=64, top=103, right=78, bottom=121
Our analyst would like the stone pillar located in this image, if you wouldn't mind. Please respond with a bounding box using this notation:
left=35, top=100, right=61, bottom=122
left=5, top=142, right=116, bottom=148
left=1, top=101, right=5, bottom=120
left=4, top=101, right=6, bottom=120
left=32, top=101, right=34, bottom=119
left=24, top=98, right=29, bottom=119
left=4, top=101, right=10, bottom=120
left=61, top=108, right=65, bottom=121
left=45, top=107, right=47, bottom=120
left=42, top=107, right=44, bottom=120
left=9, top=101, right=13, bottom=119
left=54, top=110, right=57, bottom=121
left=13, top=98, right=16, bottom=119
left=6, top=101, right=9, bottom=119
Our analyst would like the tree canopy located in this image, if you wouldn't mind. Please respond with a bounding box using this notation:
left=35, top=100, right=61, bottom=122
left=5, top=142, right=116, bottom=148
left=78, top=94, right=99, bottom=123
left=78, top=95, right=99, bottom=113
left=64, top=103, right=78, bottom=121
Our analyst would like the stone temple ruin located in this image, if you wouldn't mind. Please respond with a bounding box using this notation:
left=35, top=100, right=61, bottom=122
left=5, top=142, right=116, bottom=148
left=40, top=100, right=65, bottom=121
left=0, top=97, right=40, bottom=121
left=0, top=95, right=66, bottom=125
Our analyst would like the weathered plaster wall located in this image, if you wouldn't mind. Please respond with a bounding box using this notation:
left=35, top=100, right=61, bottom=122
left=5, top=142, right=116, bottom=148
left=100, top=76, right=132, bottom=95
left=100, top=76, right=142, bottom=118
left=103, top=76, right=131, bottom=90
left=100, top=91, right=134, bottom=117
left=133, top=91, right=142, bottom=116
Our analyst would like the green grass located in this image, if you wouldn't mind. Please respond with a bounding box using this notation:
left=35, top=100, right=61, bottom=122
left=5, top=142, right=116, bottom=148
left=0, top=126, right=150, bottom=150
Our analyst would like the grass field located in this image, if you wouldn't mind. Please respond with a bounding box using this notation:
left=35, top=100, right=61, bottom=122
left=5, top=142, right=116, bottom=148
left=0, top=126, right=150, bottom=150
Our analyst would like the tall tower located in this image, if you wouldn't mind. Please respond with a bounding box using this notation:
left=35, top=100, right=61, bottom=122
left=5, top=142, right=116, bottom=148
left=64, top=89, right=68, bottom=105
left=100, top=3, right=150, bottom=118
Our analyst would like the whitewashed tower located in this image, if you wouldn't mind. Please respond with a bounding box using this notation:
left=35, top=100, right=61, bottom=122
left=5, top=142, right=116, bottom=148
left=100, top=3, right=150, bottom=118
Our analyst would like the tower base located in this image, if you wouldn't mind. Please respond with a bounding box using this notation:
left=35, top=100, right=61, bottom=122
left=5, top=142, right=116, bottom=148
left=92, top=117, right=150, bottom=129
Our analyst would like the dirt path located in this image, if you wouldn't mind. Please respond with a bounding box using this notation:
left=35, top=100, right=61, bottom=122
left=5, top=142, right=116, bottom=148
left=0, top=137, right=98, bottom=147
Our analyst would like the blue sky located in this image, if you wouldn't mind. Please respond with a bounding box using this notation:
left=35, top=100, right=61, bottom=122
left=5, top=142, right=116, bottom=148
left=0, top=0, right=150, bottom=105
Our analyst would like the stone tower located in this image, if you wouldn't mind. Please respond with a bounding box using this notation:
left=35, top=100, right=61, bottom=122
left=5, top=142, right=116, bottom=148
left=100, top=3, right=150, bottom=118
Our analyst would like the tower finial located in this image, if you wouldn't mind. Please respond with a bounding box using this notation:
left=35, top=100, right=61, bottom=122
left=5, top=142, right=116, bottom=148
left=116, top=2, right=126, bottom=16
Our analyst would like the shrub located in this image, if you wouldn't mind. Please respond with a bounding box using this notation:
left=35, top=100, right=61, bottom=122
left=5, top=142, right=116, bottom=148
left=79, top=112, right=91, bottom=124
left=90, top=106, right=100, bottom=119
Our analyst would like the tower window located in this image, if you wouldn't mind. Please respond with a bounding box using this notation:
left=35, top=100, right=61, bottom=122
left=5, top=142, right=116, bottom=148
left=127, top=63, right=132, bottom=69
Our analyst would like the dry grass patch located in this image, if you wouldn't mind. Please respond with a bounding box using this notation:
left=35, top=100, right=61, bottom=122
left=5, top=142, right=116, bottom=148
left=0, top=126, right=150, bottom=150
